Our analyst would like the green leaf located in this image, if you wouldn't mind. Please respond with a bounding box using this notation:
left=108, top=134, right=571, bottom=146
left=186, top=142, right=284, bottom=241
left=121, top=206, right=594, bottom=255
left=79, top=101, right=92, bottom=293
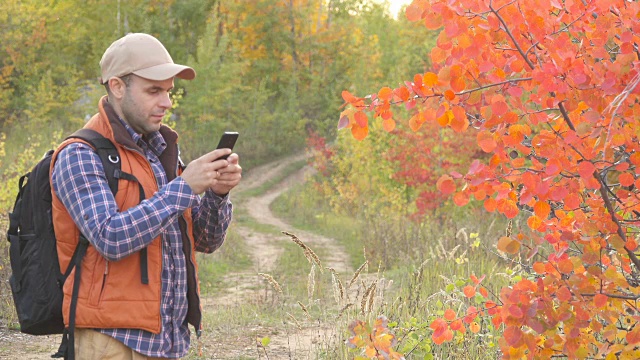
left=261, top=337, right=271, bottom=347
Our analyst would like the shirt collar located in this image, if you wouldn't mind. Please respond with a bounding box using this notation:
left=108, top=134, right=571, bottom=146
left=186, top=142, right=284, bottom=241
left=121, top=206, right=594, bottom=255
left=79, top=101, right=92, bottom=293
left=116, top=116, right=167, bottom=155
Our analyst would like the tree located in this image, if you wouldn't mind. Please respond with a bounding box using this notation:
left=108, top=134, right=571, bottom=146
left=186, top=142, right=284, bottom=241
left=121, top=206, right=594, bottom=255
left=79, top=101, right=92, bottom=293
left=340, top=0, right=640, bottom=357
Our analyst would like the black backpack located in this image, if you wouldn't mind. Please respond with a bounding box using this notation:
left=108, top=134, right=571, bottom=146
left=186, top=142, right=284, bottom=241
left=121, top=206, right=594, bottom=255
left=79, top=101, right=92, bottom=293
left=7, top=129, right=121, bottom=358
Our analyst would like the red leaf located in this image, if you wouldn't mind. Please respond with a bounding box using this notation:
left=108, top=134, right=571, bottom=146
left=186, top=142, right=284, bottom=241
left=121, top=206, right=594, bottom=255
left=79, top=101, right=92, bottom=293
left=444, top=309, right=456, bottom=321
left=437, top=175, right=456, bottom=195
left=577, top=161, right=596, bottom=179
left=504, top=326, right=524, bottom=346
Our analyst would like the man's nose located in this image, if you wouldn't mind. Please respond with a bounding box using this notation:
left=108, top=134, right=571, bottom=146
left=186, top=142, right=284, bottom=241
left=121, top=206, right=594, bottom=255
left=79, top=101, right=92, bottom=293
left=159, top=92, right=172, bottom=109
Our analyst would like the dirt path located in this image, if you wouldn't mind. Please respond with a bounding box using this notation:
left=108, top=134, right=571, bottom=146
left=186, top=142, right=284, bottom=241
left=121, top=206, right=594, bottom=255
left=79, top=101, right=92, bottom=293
left=201, top=155, right=353, bottom=359
left=1, top=154, right=353, bottom=359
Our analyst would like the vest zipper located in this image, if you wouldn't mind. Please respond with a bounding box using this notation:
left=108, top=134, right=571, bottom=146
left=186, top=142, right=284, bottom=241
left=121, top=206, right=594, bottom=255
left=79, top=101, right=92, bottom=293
left=101, top=261, right=109, bottom=292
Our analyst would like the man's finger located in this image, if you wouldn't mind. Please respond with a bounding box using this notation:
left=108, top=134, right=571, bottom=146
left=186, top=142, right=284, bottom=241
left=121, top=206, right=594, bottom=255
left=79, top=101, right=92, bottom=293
left=201, top=149, right=232, bottom=162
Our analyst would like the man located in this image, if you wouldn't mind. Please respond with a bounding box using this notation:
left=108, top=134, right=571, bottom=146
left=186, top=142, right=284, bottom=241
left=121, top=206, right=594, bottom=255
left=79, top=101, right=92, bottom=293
left=50, top=33, right=241, bottom=359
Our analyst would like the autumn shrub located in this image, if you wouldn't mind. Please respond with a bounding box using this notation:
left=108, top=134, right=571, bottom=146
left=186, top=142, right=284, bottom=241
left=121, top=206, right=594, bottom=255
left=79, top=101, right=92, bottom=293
left=340, top=0, right=640, bottom=357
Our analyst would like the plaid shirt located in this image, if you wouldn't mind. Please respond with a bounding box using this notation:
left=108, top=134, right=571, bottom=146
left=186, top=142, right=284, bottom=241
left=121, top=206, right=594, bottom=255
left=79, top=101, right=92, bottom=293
left=51, top=119, right=232, bottom=358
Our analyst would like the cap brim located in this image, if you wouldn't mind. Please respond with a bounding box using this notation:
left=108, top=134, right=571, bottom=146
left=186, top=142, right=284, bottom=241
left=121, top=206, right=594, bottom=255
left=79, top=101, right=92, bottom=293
left=133, top=63, right=196, bottom=81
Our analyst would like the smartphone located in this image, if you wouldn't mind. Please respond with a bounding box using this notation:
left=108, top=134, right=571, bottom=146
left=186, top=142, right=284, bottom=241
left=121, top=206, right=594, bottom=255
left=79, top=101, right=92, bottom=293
left=215, top=132, right=239, bottom=160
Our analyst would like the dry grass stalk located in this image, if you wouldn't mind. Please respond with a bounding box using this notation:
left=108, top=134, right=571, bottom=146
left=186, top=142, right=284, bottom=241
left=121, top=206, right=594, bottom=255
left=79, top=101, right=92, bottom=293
left=337, top=303, right=354, bottom=318
left=307, top=264, right=316, bottom=301
left=367, top=282, right=377, bottom=313
left=258, top=273, right=282, bottom=294
left=282, top=231, right=323, bottom=273
left=297, top=301, right=312, bottom=320
left=360, top=281, right=377, bottom=315
left=348, top=260, right=369, bottom=289
left=286, top=312, right=302, bottom=330
left=328, top=267, right=345, bottom=305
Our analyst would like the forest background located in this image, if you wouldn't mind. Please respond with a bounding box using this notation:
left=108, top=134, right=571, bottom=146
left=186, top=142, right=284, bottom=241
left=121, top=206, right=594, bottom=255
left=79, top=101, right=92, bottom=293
left=0, top=0, right=517, bottom=359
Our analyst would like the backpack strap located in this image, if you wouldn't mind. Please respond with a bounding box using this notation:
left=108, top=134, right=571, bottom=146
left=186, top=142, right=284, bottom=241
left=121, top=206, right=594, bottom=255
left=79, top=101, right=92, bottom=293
left=67, top=129, right=120, bottom=195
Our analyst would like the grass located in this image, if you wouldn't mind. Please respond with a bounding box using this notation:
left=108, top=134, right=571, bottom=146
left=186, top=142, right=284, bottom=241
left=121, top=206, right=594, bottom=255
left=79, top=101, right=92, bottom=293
left=270, top=177, right=517, bottom=359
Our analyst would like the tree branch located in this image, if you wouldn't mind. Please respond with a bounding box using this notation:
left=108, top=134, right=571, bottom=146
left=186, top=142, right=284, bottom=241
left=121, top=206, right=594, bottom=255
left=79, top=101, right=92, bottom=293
left=593, top=171, right=640, bottom=272
left=489, top=3, right=535, bottom=70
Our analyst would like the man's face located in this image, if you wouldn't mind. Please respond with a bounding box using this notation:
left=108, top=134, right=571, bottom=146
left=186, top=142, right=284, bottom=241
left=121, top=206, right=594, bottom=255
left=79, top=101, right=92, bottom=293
left=120, top=75, right=174, bottom=135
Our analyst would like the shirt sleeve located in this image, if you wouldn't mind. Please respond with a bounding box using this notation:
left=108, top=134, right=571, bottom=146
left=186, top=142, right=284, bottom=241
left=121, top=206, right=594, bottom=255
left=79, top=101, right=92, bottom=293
left=191, top=190, right=233, bottom=253
left=51, top=142, right=221, bottom=261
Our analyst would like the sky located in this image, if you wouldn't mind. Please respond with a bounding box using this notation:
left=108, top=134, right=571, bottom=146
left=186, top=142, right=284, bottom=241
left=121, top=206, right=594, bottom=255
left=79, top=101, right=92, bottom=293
left=385, top=0, right=413, bottom=19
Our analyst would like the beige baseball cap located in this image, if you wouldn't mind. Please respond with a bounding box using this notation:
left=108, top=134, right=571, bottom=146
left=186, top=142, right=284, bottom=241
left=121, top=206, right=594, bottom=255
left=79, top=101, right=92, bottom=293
left=99, top=33, right=196, bottom=84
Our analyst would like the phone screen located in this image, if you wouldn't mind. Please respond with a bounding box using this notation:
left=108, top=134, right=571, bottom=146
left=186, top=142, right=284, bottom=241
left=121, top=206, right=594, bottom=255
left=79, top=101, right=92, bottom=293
left=216, top=132, right=239, bottom=160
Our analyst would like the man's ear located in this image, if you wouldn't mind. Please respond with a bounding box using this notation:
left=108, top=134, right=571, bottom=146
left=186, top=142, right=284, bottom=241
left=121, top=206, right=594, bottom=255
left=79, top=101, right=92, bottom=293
left=108, top=77, right=126, bottom=99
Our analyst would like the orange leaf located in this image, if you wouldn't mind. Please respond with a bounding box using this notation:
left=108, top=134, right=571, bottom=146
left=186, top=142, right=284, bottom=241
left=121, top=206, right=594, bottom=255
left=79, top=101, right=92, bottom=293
left=444, top=309, right=456, bottom=321
left=500, top=199, right=519, bottom=219
left=558, top=259, right=574, bottom=274
left=450, top=76, right=466, bottom=92
left=463, top=286, right=476, bottom=298
left=444, top=89, right=455, bottom=101
left=497, top=236, right=520, bottom=254
left=491, top=99, right=508, bottom=116
left=469, top=322, right=481, bottom=333
left=437, top=110, right=452, bottom=127
left=479, top=287, right=488, bottom=298
left=437, top=175, right=456, bottom=195
left=527, top=215, right=542, bottom=230
left=619, top=172, right=635, bottom=187
left=342, top=90, right=357, bottom=103
left=534, top=201, right=551, bottom=219
left=405, top=1, right=425, bottom=22
left=484, top=197, right=497, bottom=212
left=424, top=72, right=438, bottom=86
left=557, top=286, right=572, bottom=302
left=594, top=293, right=608, bottom=308
left=533, top=262, right=545, bottom=274
left=477, top=131, right=497, bottom=153
left=453, top=191, right=469, bottom=206
left=354, top=111, right=368, bottom=127
left=382, top=118, right=396, bottom=132
left=394, top=87, right=410, bottom=102
left=378, top=87, right=393, bottom=101
left=564, top=193, right=581, bottom=209
left=351, top=123, right=368, bottom=141
left=450, top=106, right=468, bottom=132
left=409, top=113, right=424, bottom=131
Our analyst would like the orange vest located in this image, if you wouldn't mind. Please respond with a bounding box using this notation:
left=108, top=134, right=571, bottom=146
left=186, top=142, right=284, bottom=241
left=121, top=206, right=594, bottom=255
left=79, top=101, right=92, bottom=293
left=50, top=97, right=201, bottom=334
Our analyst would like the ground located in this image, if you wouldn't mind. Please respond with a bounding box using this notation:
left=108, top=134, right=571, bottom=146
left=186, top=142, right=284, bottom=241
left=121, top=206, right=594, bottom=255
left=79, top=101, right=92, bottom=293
left=0, top=155, right=353, bottom=360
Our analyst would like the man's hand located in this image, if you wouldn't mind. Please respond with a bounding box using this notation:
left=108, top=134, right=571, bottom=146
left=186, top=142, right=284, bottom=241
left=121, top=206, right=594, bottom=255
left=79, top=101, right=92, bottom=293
left=210, top=152, right=242, bottom=195
left=181, top=149, right=242, bottom=195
